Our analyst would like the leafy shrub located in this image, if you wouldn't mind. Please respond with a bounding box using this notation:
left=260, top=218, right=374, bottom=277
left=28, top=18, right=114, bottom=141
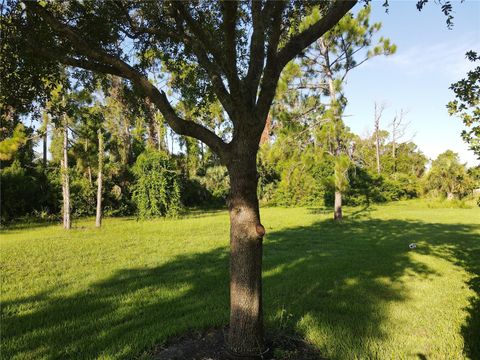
left=70, top=174, right=96, bottom=217
left=379, top=174, right=420, bottom=201
left=1, top=161, right=58, bottom=222
left=200, top=166, right=230, bottom=202
left=132, top=150, right=181, bottom=218
left=179, top=176, right=215, bottom=207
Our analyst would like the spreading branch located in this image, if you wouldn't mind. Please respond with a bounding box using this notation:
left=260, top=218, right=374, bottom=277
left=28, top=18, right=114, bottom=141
left=277, top=1, right=357, bottom=69
left=26, top=2, right=227, bottom=155
left=170, top=4, right=237, bottom=120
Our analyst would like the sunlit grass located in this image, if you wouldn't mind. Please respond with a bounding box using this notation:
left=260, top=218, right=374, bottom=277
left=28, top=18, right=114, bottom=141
left=1, top=201, right=479, bottom=359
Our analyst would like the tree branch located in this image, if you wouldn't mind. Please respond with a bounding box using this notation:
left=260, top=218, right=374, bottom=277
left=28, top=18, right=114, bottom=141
left=27, top=2, right=227, bottom=155
left=170, top=5, right=237, bottom=121
left=221, top=1, right=241, bottom=96
left=114, top=1, right=182, bottom=43
left=255, top=1, right=287, bottom=121
left=244, top=0, right=266, bottom=102
left=277, top=1, right=357, bottom=70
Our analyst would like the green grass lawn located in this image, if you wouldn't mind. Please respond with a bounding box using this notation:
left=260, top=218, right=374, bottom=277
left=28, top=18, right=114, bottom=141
left=1, top=201, right=479, bottom=359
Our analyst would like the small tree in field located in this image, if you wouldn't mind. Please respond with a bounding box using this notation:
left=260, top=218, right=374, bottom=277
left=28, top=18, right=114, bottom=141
left=298, top=5, right=396, bottom=220
left=424, top=150, right=473, bottom=200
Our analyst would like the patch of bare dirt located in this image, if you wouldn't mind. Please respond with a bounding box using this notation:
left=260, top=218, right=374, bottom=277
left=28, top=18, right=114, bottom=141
left=145, top=327, right=325, bottom=360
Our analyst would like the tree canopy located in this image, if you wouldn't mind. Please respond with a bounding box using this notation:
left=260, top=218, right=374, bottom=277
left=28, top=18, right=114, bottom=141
left=448, top=51, right=480, bottom=159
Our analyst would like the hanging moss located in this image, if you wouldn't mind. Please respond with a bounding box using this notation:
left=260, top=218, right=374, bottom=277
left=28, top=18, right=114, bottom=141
left=132, top=150, right=181, bottom=218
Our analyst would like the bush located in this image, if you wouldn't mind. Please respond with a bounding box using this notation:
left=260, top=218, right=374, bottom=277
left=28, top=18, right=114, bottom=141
left=179, top=176, right=216, bottom=207
left=379, top=174, right=420, bottom=202
left=71, top=174, right=96, bottom=217
left=200, top=166, right=230, bottom=202
left=132, top=150, right=181, bottom=218
left=1, top=161, right=59, bottom=222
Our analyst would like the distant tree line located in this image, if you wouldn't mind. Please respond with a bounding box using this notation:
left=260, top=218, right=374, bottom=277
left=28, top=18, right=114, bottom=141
left=1, top=5, right=479, bottom=225
left=1, top=74, right=478, bottom=224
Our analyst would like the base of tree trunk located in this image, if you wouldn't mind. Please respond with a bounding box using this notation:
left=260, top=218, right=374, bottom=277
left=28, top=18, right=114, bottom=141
left=149, top=326, right=324, bottom=360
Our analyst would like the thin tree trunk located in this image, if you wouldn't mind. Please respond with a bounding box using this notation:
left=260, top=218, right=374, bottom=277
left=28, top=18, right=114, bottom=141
left=43, top=130, right=47, bottom=168
left=87, top=166, right=93, bottom=186
left=334, top=190, right=343, bottom=220
left=320, top=38, right=344, bottom=221
left=226, top=151, right=265, bottom=357
left=390, top=109, right=407, bottom=174
left=447, top=191, right=454, bottom=200
left=148, top=119, right=157, bottom=148
left=375, top=132, right=381, bottom=174
left=62, top=116, right=71, bottom=230
left=391, top=116, right=397, bottom=175
left=146, top=98, right=158, bottom=148
left=95, top=129, right=104, bottom=228
left=374, top=103, right=382, bottom=174
left=122, top=120, right=130, bottom=166
left=392, top=140, right=396, bottom=173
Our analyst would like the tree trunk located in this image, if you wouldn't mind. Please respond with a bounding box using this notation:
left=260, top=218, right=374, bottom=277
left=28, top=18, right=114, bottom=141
left=375, top=133, right=381, bottom=174
left=88, top=166, right=93, bottom=186
left=43, top=130, right=47, bottom=168
left=392, top=140, right=396, bottom=173
left=156, top=121, right=167, bottom=152
left=145, top=98, right=159, bottom=148
left=200, top=142, right=205, bottom=168
left=334, top=190, right=343, bottom=221
left=319, top=38, right=345, bottom=221
left=148, top=119, right=157, bottom=148
left=226, top=151, right=265, bottom=358
left=62, top=117, right=71, bottom=230
left=95, top=129, right=104, bottom=228
left=374, top=103, right=384, bottom=175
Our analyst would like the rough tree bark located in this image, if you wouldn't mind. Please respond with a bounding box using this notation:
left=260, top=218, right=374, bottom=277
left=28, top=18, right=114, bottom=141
left=95, top=128, right=103, bottom=228
left=227, top=168, right=264, bottom=354
left=225, top=139, right=265, bottom=356
left=61, top=114, right=71, bottom=230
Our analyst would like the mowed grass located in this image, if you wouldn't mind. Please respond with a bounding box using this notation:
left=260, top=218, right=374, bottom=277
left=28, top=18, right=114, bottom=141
left=1, top=201, right=479, bottom=360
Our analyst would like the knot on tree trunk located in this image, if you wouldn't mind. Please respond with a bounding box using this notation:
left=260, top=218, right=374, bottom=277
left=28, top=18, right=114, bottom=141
left=255, top=224, right=265, bottom=237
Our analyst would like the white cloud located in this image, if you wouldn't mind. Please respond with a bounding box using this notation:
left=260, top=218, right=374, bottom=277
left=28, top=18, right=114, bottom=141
left=365, top=33, right=478, bottom=80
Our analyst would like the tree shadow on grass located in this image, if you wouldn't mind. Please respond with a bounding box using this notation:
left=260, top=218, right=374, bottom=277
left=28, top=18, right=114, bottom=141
left=0, top=219, right=59, bottom=234
left=1, top=218, right=479, bottom=359
left=264, top=218, right=480, bottom=359
left=1, top=249, right=231, bottom=359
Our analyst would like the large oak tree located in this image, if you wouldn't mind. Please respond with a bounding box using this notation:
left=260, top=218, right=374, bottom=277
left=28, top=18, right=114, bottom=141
left=1, top=0, right=456, bottom=357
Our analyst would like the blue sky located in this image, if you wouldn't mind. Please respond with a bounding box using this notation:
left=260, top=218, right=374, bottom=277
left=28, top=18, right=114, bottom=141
left=343, top=0, right=480, bottom=166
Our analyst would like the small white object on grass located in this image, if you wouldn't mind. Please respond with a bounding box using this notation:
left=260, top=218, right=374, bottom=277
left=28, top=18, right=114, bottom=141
left=409, top=243, right=417, bottom=249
